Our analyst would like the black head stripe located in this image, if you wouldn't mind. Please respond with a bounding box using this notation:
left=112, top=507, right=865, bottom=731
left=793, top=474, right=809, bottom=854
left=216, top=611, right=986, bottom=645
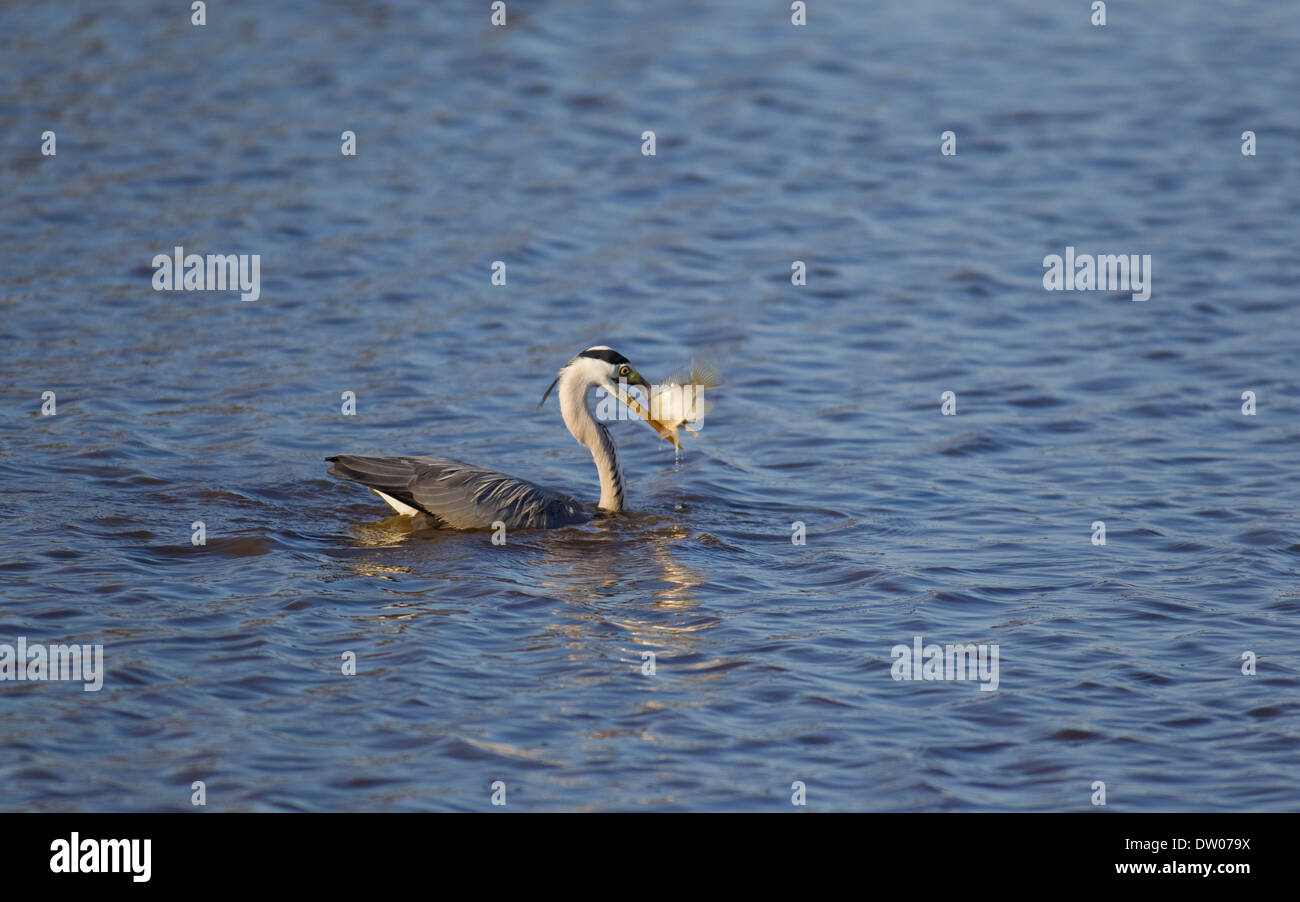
left=578, top=347, right=630, bottom=366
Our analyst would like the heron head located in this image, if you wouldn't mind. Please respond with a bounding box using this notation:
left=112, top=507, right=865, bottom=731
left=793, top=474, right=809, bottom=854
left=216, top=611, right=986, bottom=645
left=539, top=346, right=648, bottom=408
left=579, top=346, right=649, bottom=394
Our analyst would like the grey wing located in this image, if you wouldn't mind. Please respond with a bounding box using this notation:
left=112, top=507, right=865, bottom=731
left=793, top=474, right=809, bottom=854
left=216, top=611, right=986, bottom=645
left=327, top=454, right=586, bottom=530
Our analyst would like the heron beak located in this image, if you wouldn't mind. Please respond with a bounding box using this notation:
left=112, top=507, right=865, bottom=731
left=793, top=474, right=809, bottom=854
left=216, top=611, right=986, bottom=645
left=609, top=377, right=640, bottom=410
left=610, top=371, right=648, bottom=407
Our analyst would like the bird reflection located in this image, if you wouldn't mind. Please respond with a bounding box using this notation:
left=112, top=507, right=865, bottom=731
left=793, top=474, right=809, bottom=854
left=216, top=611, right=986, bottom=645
left=342, top=509, right=710, bottom=639
left=524, top=516, right=715, bottom=664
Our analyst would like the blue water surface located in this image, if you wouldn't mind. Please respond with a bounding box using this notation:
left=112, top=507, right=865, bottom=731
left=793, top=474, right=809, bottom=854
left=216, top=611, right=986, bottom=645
left=0, top=0, right=1297, bottom=811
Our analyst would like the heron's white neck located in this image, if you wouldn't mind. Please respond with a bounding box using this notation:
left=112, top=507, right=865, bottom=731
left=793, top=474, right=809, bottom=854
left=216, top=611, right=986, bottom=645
left=557, top=366, right=625, bottom=512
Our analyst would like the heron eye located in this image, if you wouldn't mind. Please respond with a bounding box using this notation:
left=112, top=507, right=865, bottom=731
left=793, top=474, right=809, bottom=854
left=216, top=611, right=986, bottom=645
left=619, top=365, right=630, bottom=377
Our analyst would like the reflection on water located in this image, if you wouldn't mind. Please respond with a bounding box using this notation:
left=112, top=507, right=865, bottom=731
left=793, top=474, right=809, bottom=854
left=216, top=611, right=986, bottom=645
left=341, top=509, right=714, bottom=674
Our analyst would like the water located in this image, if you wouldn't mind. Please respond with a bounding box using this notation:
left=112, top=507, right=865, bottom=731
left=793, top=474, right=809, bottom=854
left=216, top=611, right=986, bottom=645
left=1, top=0, right=1298, bottom=811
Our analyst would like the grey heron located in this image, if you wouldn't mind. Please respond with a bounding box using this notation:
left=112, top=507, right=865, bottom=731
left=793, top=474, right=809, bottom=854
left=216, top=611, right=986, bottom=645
left=327, top=346, right=653, bottom=530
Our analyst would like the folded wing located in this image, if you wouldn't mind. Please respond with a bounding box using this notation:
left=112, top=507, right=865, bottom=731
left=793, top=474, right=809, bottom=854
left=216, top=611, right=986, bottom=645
left=327, top=454, right=586, bottom=529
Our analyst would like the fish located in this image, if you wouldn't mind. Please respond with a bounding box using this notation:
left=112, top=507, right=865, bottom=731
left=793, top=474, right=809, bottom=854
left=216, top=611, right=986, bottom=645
left=621, top=360, right=722, bottom=450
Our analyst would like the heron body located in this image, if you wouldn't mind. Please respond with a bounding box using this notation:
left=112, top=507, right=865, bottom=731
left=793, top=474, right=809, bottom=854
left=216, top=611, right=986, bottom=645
left=327, top=347, right=650, bottom=530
